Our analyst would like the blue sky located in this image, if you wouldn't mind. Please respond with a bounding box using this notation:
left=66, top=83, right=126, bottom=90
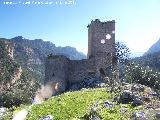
left=0, top=0, right=160, bottom=55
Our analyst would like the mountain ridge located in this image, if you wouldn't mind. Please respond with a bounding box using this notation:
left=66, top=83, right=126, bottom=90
left=145, top=38, right=160, bottom=55
left=0, top=36, right=86, bottom=83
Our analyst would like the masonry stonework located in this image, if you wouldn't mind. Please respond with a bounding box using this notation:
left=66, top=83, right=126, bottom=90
left=45, top=19, right=116, bottom=93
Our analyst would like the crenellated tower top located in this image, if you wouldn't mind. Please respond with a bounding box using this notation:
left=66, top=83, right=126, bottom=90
left=87, top=19, right=115, bottom=58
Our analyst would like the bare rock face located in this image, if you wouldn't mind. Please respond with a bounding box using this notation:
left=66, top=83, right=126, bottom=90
left=4, top=41, right=14, bottom=59
left=11, top=66, right=22, bottom=84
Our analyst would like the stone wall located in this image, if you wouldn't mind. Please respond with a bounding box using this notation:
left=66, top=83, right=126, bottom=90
left=45, top=53, right=112, bottom=89
left=45, top=19, right=116, bottom=92
left=68, top=58, right=96, bottom=84
left=45, top=55, right=69, bottom=91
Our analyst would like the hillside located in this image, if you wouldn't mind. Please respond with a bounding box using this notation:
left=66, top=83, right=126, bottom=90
left=0, top=40, right=20, bottom=88
left=0, top=36, right=86, bottom=82
left=132, top=38, right=160, bottom=71
left=2, top=85, right=160, bottom=120
left=145, top=38, right=160, bottom=55
left=0, top=41, right=39, bottom=107
left=133, top=51, right=160, bottom=71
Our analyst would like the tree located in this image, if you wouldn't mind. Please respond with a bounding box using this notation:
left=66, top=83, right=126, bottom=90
left=111, top=42, right=131, bottom=83
left=115, top=41, right=130, bottom=65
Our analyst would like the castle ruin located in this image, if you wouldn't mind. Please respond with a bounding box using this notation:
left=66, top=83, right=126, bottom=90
left=45, top=19, right=116, bottom=93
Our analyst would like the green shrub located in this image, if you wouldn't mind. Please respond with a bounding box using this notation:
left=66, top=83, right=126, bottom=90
left=125, top=63, right=160, bottom=90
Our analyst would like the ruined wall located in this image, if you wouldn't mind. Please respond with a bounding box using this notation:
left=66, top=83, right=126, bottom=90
left=45, top=56, right=96, bottom=88
left=45, top=55, right=69, bottom=91
left=45, top=54, right=113, bottom=87
left=68, top=58, right=96, bottom=84
left=45, top=19, right=116, bottom=91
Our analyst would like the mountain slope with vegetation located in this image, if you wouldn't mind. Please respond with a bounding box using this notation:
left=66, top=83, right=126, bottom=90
left=133, top=51, right=160, bottom=71
left=132, top=38, right=160, bottom=71
left=0, top=40, right=20, bottom=87
left=27, top=88, right=126, bottom=120
left=0, top=40, right=39, bottom=108
left=3, top=86, right=160, bottom=120
left=0, top=36, right=86, bottom=83
left=145, top=38, right=160, bottom=55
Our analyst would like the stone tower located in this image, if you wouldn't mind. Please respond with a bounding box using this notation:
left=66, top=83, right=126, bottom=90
left=87, top=19, right=116, bottom=77
left=87, top=19, right=115, bottom=58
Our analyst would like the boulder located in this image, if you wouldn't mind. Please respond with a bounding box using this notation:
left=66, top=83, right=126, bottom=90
left=120, top=107, right=128, bottom=113
left=132, top=98, right=143, bottom=107
left=39, top=115, right=53, bottom=120
left=131, top=84, right=145, bottom=92
left=104, top=100, right=114, bottom=109
left=132, top=112, right=146, bottom=120
left=155, top=112, right=160, bottom=119
left=119, top=90, right=134, bottom=104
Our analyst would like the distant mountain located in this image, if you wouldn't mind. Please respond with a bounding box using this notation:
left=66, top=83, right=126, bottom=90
left=133, top=38, right=160, bottom=71
left=9, top=36, right=86, bottom=60
left=145, top=38, right=160, bottom=55
left=133, top=50, right=160, bottom=71
left=0, top=36, right=86, bottom=83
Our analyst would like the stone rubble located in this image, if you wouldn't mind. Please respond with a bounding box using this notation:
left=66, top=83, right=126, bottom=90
left=104, top=100, right=114, bottom=109
left=132, top=112, right=146, bottom=120
left=39, top=115, right=53, bottom=120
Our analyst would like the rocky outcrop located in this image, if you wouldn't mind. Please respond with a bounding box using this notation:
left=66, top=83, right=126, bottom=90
left=11, top=66, right=22, bottom=84
left=69, top=75, right=106, bottom=91
left=118, top=83, right=160, bottom=107
left=4, top=41, right=14, bottom=59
